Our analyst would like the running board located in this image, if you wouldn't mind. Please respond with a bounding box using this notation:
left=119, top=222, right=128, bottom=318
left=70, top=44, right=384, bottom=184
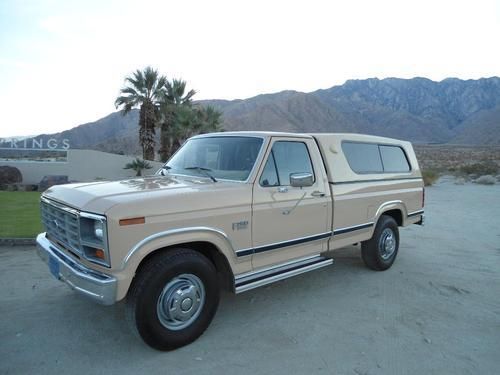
left=234, top=255, right=333, bottom=293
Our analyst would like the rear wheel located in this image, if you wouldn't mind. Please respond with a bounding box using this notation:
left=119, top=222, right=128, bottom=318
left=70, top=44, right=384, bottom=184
left=361, top=215, right=399, bottom=271
left=126, top=248, right=220, bottom=350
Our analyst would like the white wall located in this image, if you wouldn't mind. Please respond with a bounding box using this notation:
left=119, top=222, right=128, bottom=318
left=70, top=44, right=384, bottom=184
left=1, top=150, right=164, bottom=184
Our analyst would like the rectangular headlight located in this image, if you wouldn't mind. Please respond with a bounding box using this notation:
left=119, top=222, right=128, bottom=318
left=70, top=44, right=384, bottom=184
left=79, top=212, right=110, bottom=267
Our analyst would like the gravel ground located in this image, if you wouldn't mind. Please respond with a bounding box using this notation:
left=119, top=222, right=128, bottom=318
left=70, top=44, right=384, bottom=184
left=1, top=181, right=499, bottom=375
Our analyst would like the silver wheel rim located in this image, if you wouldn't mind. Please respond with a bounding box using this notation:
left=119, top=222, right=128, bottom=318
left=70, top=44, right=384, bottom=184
left=379, top=228, right=396, bottom=260
left=156, top=274, right=205, bottom=331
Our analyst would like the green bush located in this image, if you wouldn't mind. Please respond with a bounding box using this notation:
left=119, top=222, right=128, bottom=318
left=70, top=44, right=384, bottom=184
left=422, top=169, right=439, bottom=186
left=459, top=161, right=498, bottom=176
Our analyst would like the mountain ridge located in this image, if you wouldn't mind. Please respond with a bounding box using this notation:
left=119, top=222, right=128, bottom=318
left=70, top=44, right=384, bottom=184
left=7, top=77, right=499, bottom=155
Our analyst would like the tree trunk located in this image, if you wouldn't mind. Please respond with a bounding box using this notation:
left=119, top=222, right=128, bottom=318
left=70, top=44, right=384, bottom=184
left=159, top=123, right=170, bottom=162
left=139, top=101, right=156, bottom=160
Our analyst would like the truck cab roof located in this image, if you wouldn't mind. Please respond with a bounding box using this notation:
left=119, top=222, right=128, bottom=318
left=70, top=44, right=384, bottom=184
left=193, top=131, right=409, bottom=145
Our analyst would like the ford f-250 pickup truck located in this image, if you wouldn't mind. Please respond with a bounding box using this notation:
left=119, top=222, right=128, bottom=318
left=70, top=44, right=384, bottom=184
left=37, top=131, right=424, bottom=350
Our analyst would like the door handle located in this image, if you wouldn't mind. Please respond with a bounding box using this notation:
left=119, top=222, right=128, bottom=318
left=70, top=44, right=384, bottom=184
left=311, top=191, right=325, bottom=197
left=277, top=187, right=288, bottom=193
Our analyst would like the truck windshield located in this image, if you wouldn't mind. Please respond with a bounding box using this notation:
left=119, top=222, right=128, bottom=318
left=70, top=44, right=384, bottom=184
left=160, top=136, right=263, bottom=181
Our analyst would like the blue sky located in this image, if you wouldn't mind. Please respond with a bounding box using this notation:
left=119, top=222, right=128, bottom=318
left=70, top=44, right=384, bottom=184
left=1, top=0, right=499, bottom=137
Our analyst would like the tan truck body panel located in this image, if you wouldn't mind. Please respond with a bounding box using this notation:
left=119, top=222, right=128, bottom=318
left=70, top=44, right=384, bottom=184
left=39, top=131, right=424, bottom=302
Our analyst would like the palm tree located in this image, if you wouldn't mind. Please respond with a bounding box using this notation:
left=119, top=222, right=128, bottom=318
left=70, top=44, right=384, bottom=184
left=158, top=79, right=196, bottom=161
left=115, top=67, right=166, bottom=160
left=124, top=158, right=152, bottom=176
left=197, top=105, right=223, bottom=134
left=160, top=104, right=223, bottom=159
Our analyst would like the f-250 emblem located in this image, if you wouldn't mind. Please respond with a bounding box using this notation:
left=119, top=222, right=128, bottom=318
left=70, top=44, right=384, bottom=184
left=232, top=221, right=248, bottom=231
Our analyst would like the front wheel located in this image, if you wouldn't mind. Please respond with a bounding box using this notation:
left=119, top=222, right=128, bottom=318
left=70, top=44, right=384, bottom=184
left=126, top=248, right=220, bottom=350
left=361, top=215, right=399, bottom=271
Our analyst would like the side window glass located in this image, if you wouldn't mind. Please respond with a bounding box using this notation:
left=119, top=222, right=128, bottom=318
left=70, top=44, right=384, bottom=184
left=342, top=142, right=383, bottom=173
left=272, top=141, right=314, bottom=186
left=259, top=152, right=279, bottom=187
left=379, top=145, right=410, bottom=172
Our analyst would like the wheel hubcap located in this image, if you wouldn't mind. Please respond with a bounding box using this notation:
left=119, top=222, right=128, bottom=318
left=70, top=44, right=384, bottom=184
left=379, top=228, right=396, bottom=260
left=157, top=274, right=205, bottom=331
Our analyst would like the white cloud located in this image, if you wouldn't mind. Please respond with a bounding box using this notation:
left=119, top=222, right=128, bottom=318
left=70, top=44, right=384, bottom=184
left=0, top=0, right=499, bottom=136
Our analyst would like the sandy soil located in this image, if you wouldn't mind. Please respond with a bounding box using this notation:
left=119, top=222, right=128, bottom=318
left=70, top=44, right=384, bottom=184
left=1, top=181, right=499, bottom=375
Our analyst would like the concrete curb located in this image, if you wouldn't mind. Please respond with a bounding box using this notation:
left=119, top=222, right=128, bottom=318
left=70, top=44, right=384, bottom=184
left=0, top=238, right=36, bottom=246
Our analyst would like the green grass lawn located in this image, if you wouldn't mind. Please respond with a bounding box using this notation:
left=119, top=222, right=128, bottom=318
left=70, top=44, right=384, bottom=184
left=0, top=191, right=43, bottom=238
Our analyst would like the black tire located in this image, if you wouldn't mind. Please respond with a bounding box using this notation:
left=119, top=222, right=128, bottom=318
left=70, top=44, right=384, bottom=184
left=361, top=215, right=399, bottom=271
left=126, top=248, right=220, bottom=350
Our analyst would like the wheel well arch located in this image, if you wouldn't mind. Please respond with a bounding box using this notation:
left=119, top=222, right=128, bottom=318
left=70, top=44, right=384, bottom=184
left=134, top=241, right=235, bottom=292
left=380, top=209, right=403, bottom=226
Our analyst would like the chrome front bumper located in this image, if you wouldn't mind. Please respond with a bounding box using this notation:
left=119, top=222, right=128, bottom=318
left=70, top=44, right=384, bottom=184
left=36, top=233, right=117, bottom=305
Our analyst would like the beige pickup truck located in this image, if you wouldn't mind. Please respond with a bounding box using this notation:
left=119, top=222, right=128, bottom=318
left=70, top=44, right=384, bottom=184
left=37, top=131, right=424, bottom=350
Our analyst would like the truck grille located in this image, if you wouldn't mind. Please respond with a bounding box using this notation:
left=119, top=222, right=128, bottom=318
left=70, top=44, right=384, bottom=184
left=41, top=199, right=81, bottom=254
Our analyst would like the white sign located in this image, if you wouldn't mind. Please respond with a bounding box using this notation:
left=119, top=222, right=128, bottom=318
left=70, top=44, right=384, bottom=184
left=0, top=138, right=70, bottom=150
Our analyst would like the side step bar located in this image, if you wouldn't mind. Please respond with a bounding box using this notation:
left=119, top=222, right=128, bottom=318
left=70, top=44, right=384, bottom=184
left=235, top=255, right=333, bottom=293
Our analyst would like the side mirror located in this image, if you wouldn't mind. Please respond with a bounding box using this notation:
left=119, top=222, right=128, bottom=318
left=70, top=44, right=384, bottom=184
left=290, top=172, right=314, bottom=188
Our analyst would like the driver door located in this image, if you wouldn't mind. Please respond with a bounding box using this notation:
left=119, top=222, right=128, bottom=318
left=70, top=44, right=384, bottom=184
left=251, top=137, right=330, bottom=269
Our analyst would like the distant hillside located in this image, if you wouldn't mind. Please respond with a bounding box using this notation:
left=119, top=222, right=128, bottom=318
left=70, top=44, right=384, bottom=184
left=24, top=110, right=140, bottom=154
left=450, top=104, right=500, bottom=145
left=21, top=77, right=500, bottom=155
left=312, top=77, right=500, bottom=143
left=204, top=77, right=500, bottom=144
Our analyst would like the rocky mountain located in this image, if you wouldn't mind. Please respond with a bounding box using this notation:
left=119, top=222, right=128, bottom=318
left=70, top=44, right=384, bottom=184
left=450, top=104, right=500, bottom=145
left=14, top=110, right=140, bottom=153
left=17, top=77, right=500, bottom=155
left=311, top=77, right=500, bottom=143
left=203, top=77, right=500, bottom=144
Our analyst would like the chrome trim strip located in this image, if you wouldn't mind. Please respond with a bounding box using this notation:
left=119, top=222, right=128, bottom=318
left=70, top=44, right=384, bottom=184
left=235, top=231, right=332, bottom=257
left=235, top=257, right=333, bottom=293
left=235, top=254, right=321, bottom=281
left=41, top=196, right=79, bottom=215
left=79, top=211, right=106, bottom=221
left=36, top=233, right=117, bottom=305
left=407, top=209, right=424, bottom=217
left=235, top=248, right=253, bottom=257
left=333, top=222, right=374, bottom=235
left=122, top=226, right=235, bottom=270
left=330, top=177, right=423, bottom=185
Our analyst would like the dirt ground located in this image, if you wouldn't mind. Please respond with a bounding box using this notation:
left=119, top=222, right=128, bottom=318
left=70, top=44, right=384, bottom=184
left=1, top=180, right=499, bottom=375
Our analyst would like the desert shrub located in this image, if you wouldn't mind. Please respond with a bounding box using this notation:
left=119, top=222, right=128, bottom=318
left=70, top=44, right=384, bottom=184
left=422, top=169, right=439, bottom=186
left=460, top=161, right=498, bottom=176
left=475, top=175, right=496, bottom=185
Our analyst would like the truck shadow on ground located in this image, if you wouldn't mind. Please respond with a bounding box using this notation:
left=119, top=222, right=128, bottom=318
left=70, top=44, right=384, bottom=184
left=22, top=243, right=384, bottom=368
left=76, top=245, right=369, bottom=350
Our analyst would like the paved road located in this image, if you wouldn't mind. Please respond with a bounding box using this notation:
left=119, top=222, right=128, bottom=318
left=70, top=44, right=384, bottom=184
left=1, top=181, right=499, bottom=375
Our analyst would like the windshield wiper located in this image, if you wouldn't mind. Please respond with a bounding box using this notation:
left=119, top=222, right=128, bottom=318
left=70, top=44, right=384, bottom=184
left=184, top=166, right=217, bottom=182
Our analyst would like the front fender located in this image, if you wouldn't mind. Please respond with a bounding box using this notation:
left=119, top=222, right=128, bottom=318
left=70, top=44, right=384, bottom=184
left=114, top=227, right=238, bottom=301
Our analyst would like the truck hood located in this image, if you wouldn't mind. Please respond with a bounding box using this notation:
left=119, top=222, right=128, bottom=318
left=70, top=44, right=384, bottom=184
left=43, top=175, right=233, bottom=214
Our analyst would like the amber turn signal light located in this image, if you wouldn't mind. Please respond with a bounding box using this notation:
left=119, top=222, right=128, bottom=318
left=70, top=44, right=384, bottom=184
left=119, top=217, right=146, bottom=226
left=95, top=249, right=105, bottom=259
